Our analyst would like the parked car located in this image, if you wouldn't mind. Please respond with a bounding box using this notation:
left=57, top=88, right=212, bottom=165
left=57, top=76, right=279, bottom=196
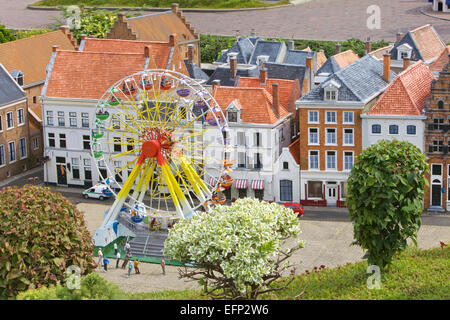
left=82, top=183, right=113, bottom=200
left=282, top=202, right=304, bottom=217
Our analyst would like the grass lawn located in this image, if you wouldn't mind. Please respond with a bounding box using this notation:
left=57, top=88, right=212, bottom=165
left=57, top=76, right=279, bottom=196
left=129, top=246, right=449, bottom=300
left=31, top=0, right=291, bottom=9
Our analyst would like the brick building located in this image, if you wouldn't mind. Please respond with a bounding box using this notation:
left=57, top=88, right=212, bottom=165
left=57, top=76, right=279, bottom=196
left=0, top=63, right=30, bottom=180
left=424, top=53, right=450, bottom=212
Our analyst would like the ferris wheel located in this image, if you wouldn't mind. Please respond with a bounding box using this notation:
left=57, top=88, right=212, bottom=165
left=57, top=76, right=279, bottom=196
left=91, top=69, right=233, bottom=235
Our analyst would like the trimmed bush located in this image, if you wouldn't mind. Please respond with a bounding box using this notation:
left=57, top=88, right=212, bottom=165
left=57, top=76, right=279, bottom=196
left=0, top=24, right=16, bottom=43
left=0, top=185, right=96, bottom=299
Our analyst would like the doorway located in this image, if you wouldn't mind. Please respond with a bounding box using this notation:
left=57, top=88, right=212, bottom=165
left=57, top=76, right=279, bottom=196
left=431, top=183, right=442, bottom=207
left=326, top=183, right=337, bottom=206
left=57, top=163, right=67, bottom=185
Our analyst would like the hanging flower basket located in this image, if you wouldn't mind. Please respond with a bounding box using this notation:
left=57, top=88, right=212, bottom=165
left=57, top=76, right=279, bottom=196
left=176, top=88, right=191, bottom=97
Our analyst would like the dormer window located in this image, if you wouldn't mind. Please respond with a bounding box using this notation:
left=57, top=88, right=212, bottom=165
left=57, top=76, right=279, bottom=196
left=323, top=79, right=340, bottom=102
left=396, top=43, right=412, bottom=61
left=325, top=90, right=337, bottom=101
left=226, top=100, right=241, bottom=123
left=228, top=111, right=238, bottom=123
left=11, top=70, right=24, bottom=86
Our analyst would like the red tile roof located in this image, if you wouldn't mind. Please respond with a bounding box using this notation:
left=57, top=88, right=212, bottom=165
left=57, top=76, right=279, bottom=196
left=288, top=138, right=300, bottom=165
left=369, top=45, right=393, bottom=60
left=410, top=24, right=445, bottom=62
left=212, top=86, right=289, bottom=125
left=368, top=61, right=434, bottom=116
left=430, top=45, right=450, bottom=73
left=333, top=50, right=360, bottom=69
left=45, top=50, right=147, bottom=99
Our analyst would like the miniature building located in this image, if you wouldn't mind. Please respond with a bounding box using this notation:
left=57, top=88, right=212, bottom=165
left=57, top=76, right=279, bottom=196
left=429, top=0, right=450, bottom=13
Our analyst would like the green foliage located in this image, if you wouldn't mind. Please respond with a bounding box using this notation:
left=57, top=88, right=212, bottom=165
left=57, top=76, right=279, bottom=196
left=200, top=34, right=235, bottom=64
left=0, top=24, right=16, bottom=43
left=14, top=27, right=54, bottom=39
left=0, top=185, right=96, bottom=299
left=17, top=273, right=124, bottom=300
left=346, top=140, right=429, bottom=270
left=164, top=198, right=303, bottom=299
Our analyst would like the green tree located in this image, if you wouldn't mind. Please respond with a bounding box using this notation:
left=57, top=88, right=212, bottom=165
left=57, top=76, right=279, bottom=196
left=0, top=185, right=96, bottom=299
left=0, top=24, right=16, bottom=43
left=164, top=198, right=304, bottom=300
left=346, top=140, right=429, bottom=270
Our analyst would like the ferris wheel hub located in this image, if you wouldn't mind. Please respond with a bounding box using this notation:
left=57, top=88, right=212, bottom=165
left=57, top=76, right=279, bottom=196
left=141, top=139, right=161, bottom=159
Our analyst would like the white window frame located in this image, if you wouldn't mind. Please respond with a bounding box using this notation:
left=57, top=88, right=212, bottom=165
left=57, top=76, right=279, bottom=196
left=389, top=124, right=399, bottom=135
left=57, top=111, right=65, bottom=127
left=81, top=113, right=89, bottom=128
left=32, top=137, right=39, bottom=150
left=237, top=132, right=246, bottom=146
left=406, top=124, right=417, bottom=136
left=254, top=132, right=262, bottom=147
left=325, top=128, right=337, bottom=146
left=308, top=110, right=319, bottom=124
left=371, top=123, right=382, bottom=135
left=46, top=110, right=54, bottom=126
left=325, top=89, right=338, bottom=102
left=343, top=128, right=354, bottom=146
left=0, top=144, right=5, bottom=167
left=308, top=127, right=320, bottom=146
left=18, top=137, right=27, bottom=159
left=309, top=150, right=320, bottom=171
left=325, top=111, right=337, bottom=124
left=69, top=112, right=77, bottom=127
left=6, top=112, right=14, bottom=130
left=17, top=108, right=25, bottom=126
left=48, top=132, right=56, bottom=148
left=343, top=151, right=354, bottom=171
left=8, top=141, right=16, bottom=163
left=343, top=111, right=354, bottom=124
left=326, top=150, right=337, bottom=171
left=237, top=151, right=246, bottom=168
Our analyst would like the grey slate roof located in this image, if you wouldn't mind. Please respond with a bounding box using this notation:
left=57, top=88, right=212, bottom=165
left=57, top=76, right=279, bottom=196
left=265, top=62, right=306, bottom=82
left=249, top=40, right=285, bottom=65
left=216, top=37, right=256, bottom=65
left=283, top=50, right=316, bottom=69
left=206, top=66, right=259, bottom=86
left=316, top=56, right=341, bottom=75
left=0, top=64, right=25, bottom=107
left=390, top=32, right=423, bottom=62
left=184, top=60, right=210, bottom=81
left=299, top=55, right=396, bottom=103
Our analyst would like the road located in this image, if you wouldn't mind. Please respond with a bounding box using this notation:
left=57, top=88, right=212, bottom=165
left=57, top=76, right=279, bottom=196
left=0, top=0, right=448, bottom=42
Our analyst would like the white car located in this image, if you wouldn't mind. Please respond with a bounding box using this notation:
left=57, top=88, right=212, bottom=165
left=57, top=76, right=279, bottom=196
left=82, top=184, right=113, bottom=200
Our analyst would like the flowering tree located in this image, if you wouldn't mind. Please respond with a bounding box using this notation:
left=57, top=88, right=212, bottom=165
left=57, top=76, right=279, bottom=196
left=164, top=198, right=304, bottom=300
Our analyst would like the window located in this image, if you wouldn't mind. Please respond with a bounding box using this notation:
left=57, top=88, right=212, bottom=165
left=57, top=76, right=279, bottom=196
left=438, top=100, right=444, bottom=109
left=57, top=111, right=65, bottom=127
left=82, top=135, right=90, bottom=150
left=431, top=164, right=442, bottom=176
left=59, top=134, right=66, bottom=148
left=406, top=125, right=416, bottom=135
left=69, top=112, right=77, bottom=127
left=238, top=152, right=246, bottom=168
left=432, top=141, right=444, bottom=153
left=72, top=158, right=80, bottom=179
left=280, top=180, right=293, bottom=202
left=127, top=138, right=134, bottom=152
left=309, top=128, right=319, bottom=145
left=325, top=111, right=336, bottom=123
left=325, top=90, right=337, bottom=101
left=33, top=137, right=39, bottom=150
left=114, top=161, right=123, bottom=183
left=228, top=111, right=238, bottom=123
left=33, top=96, right=37, bottom=104
left=112, top=118, right=121, bottom=130
left=371, top=124, right=381, bottom=134
left=283, top=162, right=289, bottom=170
left=344, top=151, right=353, bottom=171
left=343, top=128, right=354, bottom=145
left=309, top=150, right=319, bottom=170
left=48, top=133, right=55, bottom=148
left=308, top=111, right=319, bottom=123
left=0, top=115, right=2, bottom=132
left=254, top=132, right=261, bottom=147
left=19, top=138, right=26, bottom=159
left=84, top=159, right=92, bottom=180
left=254, top=153, right=262, bottom=169
left=8, top=141, right=16, bottom=163
left=17, top=109, right=24, bottom=125
left=326, top=151, right=336, bottom=170
left=0, top=145, right=4, bottom=166
left=343, top=111, right=354, bottom=124
left=341, top=181, right=348, bottom=199
left=237, top=132, right=246, bottom=146
left=389, top=125, right=398, bottom=135
left=81, top=113, right=89, bottom=128
left=307, top=181, right=323, bottom=198
left=432, top=118, right=444, bottom=130
left=113, top=137, right=121, bottom=152
left=326, top=128, right=337, bottom=145
left=46, top=111, right=54, bottom=126
left=6, top=112, right=14, bottom=129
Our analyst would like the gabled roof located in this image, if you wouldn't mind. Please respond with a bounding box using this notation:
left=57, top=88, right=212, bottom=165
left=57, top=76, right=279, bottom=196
left=391, top=24, right=445, bottom=62
left=288, top=138, right=300, bottom=165
left=430, top=45, right=450, bottom=73
left=283, top=49, right=316, bottom=69
left=0, top=30, right=76, bottom=85
left=0, top=63, right=26, bottom=107
left=206, top=66, right=259, bottom=86
left=216, top=37, right=256, bottom=65
left=184, top=59, right=209, bottom=81
left=367, top=61, right=434, bottom=116
left=44, top=50, right=147, bottom=100
left=369, top=45, right=394, bottom=60
left=316, top=50, right=360, bottom=75
left=300, top=55, right=395, bottom=103
left=316, top=50, right=327, bottom=70
left=264, top=62, right=306, bottom=82
left=212, top=86, right=289, bottom=125
left=249, top=40, right=285, bottom=65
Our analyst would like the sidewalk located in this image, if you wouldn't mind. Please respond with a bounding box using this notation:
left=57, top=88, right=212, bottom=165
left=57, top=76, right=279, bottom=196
left=0, top=166, right=43, bottom=188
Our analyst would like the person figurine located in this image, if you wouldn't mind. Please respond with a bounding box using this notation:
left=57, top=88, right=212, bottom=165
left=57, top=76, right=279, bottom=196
left=115, top=251, right=121, bottom=269
left=103, top=257, right=109, bottom=272
left=160, top=258, right=166, bottom=275
left=127, top=260, right=133, bottom=278
left=97, top=248, right=103, bottom=270
left=134, top=259, right=140, bottom=274
left=114, top=243, right=118, bottom=255
left=125, top=242, right=131, bottom=254
left=121, top=251, right=130, bottom=269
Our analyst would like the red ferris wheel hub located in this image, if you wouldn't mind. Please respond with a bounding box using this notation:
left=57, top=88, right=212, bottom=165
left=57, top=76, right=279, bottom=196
left=141, top=139, right=161, bottom=159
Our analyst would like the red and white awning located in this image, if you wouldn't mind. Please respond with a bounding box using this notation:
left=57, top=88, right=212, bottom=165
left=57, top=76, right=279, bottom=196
left=251, top=180, right=264, bottom=190
left=209, top=177, right=219, bottom=186
left=234, top=179, right=248, bottom=189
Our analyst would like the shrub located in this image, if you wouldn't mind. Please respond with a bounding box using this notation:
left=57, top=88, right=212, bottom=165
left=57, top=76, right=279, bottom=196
left=346, top=140, right=429, bottom=270
left=0, top=24, right=16, bottom=43
left=164, top=198, right=304, bottom=299
left=0, top=185, right=96, bottom=299
left=15, top=27, right=53, bottom=39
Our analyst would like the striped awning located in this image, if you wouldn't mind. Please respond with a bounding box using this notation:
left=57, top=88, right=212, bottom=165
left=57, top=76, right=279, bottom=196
left=251, top=180, right=264, bottom=190
left=234, top=179, right=248, bottom=189
left=209, top=177, right=219, bottom=186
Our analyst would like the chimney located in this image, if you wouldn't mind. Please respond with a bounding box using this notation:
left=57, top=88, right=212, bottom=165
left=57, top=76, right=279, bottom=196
left=365, top=38, right=372, bottom=55
left=169, top=34, right=177, bottom=47
left=144, top=46, right=150, bottom=58
left=52, top=45, right=59, bottom=53
left=212, top=79, right=220, bottom=92
left=187, top=44, right=194, bottom=63
left=288, top=40, right=295, bottom=50
left=171, top=3, right=179, bottom=14
left=80, top=34, right=87, bottom=41
left=118, top=13, right=126, bottom=23
left=335, top=43, right=341, bottom=55
left=383, top=53, right=391, bottom=83
left=306, top=56, right=313, bottom=71
left=259, top=68, right=268, bottom=85
left=396, top=31, right=403, bottom=43
left=403, top=57, right=410, bottom=71
left=272, top=83, right=280, bottom=117
left=59, top=25, right=70, bottom=35
left=230, top=56, right=237, bottom=79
